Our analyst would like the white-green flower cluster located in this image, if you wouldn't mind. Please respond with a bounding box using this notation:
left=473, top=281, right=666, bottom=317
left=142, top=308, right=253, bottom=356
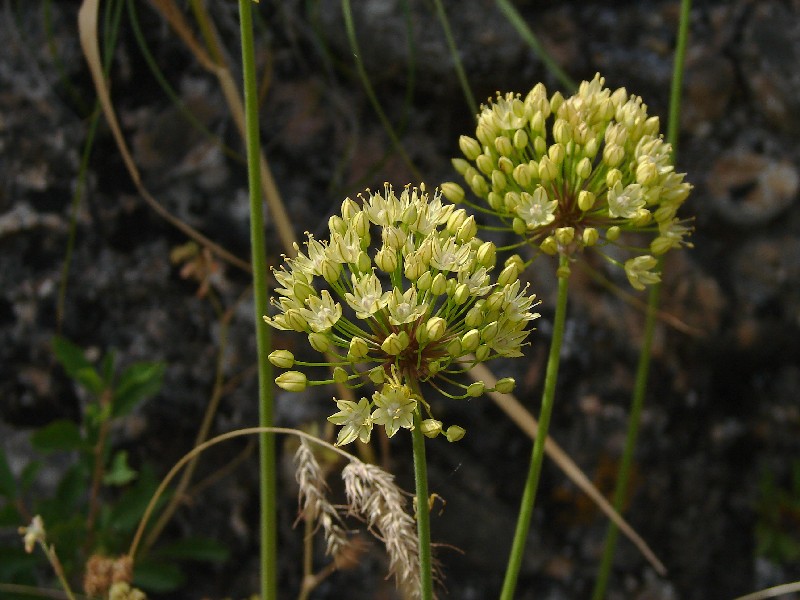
left=442, top=73, right=693, bottom=290
left=264, top=184, right=539, bottom=445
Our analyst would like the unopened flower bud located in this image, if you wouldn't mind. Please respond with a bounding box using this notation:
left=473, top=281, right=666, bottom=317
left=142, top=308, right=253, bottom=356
left=352, top=211, right=370, bottom=238
left=426, top=360, right=441, bottom=376
left=457, top=215, right=478, bottom=242
left=328, top=215, right=347, bottom=235
left=467, top=381, right=485, bottom=397
left=494, top=377, right=516, bottom=394
left=465, top=306, right=483, bottom=328
left=497, top=262, right=520, bottom=287
left=431, top=273, right=448, bottom=296
left=603, top=143, right=625, bottom=168
left=268, top=350, right=294, bottom=369
left=582, top=227, right=599, bottom=246
left=491, top=170, right=507, bottom=193
left=375, top=247, right=398, bottom=273
left=276, top=371, right=307, bottom=392
left=446, top=337, right=463, bottom=357
left=452, top=158, right=470, bottom=175
left=349, top=337, right=369, bottom=359
left=548, top=143, right=565, bottom=166
left=555, top=226, right=575, bottom=246
left=476, top=153, right=494, bottom=176
left=341, top=197, right=359, bottom=220
left=445, top=425, right=466, bottom=442
left=606, top=168, right=623, bottom=188
left=636, top=158, right=658, bottom=186
left=356, top=251, right=372, bottom=273
left=425, top=317, right=447, bottom=342
left=475, top=344, right=491, bottom=362
left=495, top=135, right=514, bottom=157
left=416, top=270, right=433, bottom=291
left=512, top=217, right=527, bottom=235
left=461, top=329, right=481, bottom=352
left=477, top=241, right=496, bottom=267
left=540, top=236, right=558, bottom=255
left=576, top=157, right=592, bottom=180
left=333, top=367, right=349, bottom=384
left=440, top=182, right=465, bottom=203
left=513, top=129, right=529, bottom=149
left=368, top=366, right=385, bottom=384
left=308, top=332, right=330, bottom=353
left=420, top=419, right=443, bottom=438
left=538, top=156, right=559, bottom=181
left=459, top=135, right=482, bottom=161
left=447, top=208, right=468, bottom=234
left=553, top=119, right=572, bottom=144
left=487, top=191, right=504, bottom=210
left=453, top=283, right=470, bottom=305
left=578, top=190, right=596, bottom=211
left=606, top=226, right=621, bottom=241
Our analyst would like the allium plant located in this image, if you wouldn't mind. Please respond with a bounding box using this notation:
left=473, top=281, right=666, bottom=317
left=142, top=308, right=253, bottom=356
left=442, top=73, right=692, bottom=289
left=264, top=183, right=539, bottom=599
left=441, top=74, right=694, bottom=600
left=264, top=183, right=539, bottom=445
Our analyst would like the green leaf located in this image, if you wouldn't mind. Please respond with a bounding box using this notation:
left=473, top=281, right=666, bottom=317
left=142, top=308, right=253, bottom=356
left=0, top=447, right=17, bottom=499
left=19, top=461, right=41, bottom=492
left=75, top=366, right=105, bottom=396
left=100, top=349, right=117, bottom=385
left=103, top=450, right=137, bottom=486
left=52, top=336, right=92, bottom=376
left=113, top=362, right=165, bottom=417
left=153, top=537, right=230, bottom=563
left=133, top=560, right=185, bottom=593
left=108, top=466, right=166, bottom=533
left=30, top=420, right=86, bottom=453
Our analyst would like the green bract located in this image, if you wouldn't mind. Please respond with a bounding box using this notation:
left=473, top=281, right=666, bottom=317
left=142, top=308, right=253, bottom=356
left=264, top=184, right=539, bottom=445
left=443, top=73, right=693, bottom=290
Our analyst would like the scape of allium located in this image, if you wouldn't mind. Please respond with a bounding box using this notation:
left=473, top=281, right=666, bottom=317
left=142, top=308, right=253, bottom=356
left=264, top=184, right=540, bottom=446
left=441, top=73, right=693, bottom=290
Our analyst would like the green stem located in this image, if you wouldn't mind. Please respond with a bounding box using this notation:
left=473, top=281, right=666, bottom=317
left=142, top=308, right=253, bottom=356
left=410, top=387, right=434, bottom=600
left=592, top=2, right=690, bottom=596
left=500, top=254, right=570, bottom=600
left=431, top=0, right=478, bottom=116
left=238, top=3, right=277, bottom=600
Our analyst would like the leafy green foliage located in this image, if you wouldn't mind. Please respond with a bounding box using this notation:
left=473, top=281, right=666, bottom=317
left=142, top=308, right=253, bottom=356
left=756, top=461, right=800, bottom=564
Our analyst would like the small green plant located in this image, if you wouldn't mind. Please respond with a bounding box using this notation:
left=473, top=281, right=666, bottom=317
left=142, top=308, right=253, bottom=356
left=756, top=461, right=800, bottom=564
left=0, top=337, right=227, bottom=597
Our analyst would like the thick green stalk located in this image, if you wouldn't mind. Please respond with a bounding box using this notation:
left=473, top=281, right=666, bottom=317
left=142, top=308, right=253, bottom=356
left=500, top=254, right=570, bottom=600
left=411, top=397, right=434, bottom=600
left=238, top=2, right=277, bottom=600
left=591, top=1, right=691, bottom=596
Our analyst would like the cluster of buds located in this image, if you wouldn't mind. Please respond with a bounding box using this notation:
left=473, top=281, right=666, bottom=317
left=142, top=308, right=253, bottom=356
left=264, top=183, right=539, bottom=445
left=442, top=73, right=692, bottom=290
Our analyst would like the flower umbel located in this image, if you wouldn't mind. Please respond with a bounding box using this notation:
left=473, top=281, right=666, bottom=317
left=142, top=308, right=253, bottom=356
left=443, top=73, right=693, bottom=288
left=264, top=184, right=540, bottom=444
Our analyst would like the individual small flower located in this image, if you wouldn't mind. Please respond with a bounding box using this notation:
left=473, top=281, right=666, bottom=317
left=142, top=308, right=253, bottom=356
left=624, top=255, right=661, bottom=291
left=19, top=515, right=45, bottom=554
left=328, top=398, right=373, bottom=446
left=263, top=183, right=540, bottom=444
left=444, top=73, right=693, bottom=289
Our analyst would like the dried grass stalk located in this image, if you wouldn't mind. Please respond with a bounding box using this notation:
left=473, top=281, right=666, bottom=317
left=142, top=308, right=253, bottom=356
left=342, top=461, right=424, bottom=599
left=294, top=439, right=349, bottom=560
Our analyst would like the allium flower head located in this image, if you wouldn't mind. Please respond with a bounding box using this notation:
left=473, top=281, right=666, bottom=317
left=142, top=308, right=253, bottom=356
left=443, top=74, right=693, bottom=290
left=265, top=184, right=540, bottom=444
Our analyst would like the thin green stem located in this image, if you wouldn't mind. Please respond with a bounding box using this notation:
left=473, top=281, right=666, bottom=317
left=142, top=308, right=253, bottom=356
left=238, top=2, right=277, bottom=600
left=591, top=1, right=690, bottom=596
left=431, top=0, right=478, bottom=116
left=495, top=0, right=576, bottom=92
left=411, top=405, right=434, bottom=600
left=500, top=254, right=570, bottom=600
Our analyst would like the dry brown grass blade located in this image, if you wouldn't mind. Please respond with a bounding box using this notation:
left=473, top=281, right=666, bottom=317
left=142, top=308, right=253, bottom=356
left=149, top=0, right=298, bottom=257
left=468, top=361, right=668, bottom=576
left=733, top=582, right=800, bottom=600
left=77, top=0, right=251, bottom=273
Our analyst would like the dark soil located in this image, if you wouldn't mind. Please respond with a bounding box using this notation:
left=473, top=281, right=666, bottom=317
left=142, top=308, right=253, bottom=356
left=2, top=1, right=800, bottom=599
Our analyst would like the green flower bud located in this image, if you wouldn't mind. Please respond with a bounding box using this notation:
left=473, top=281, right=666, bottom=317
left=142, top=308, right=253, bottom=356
left=467, top=381, right=485, bottom=397
left=276, top=371, right=307, bottom=392
left=506, top=254, right=525, bottom=271
left=355, top=251, right=372, bottom=273
left=456, top=216, right=478, bottom=243
left=513, top=129, right=529, bottom=149
left=308, top=332, right=331, bottom=353
left=381, top=332, right=407, bottom=355
left=555, top=226, right=575, bottom=246
left=465, top=306, right=483, bottom=328
left=426, top=360, right=441, bottom=376
left=459, top=135, right=482, bottom=161
left=512, top=217, right=527, bottom=235
left=477, top=241, right=496, bottom=267
left=576, top=157, right=592, bottom=180
left=333, top=366, right=349, bottom=384
left=321, top=259, right=341, bottom=284
left=420, top=419, right=443, bottom=438
left=495, top=135, right=514, bottom=157
left=540, top=236, right=558, bottom=255
left=585, top=137, right=599, bottom=158
left=548, top=143, right=565, bottom=166
left=636, top=158, right=658, bottom=186
left=603, top=143, right=625, bottom=168
left=513, top=163, right=532, bottom=188
left=491, top=170, right=507, bottom=193
left=476, top=153, right=494, bottom=176
left=447, top=208, right=468, bottom=234
left=440, top=181, right=465, bottom=203
left=268, top=350, right=294, bottom=369
left=606, top=226, right=621, bottom=241
left=497, top=262, right=520, bottom=287
left=349, top=337, right=369, bottom=359
left=538, top=156, right=558, bottom=181
left=578, top=190, right=596, bottom=211
left=425, top=317, right=447, bottom=342
left=481, top=321, right=499, bottom=342
left=352, top=211, right=370, bottom=238
left=293, top=281, right=315, bottom=303
left=285, top=309, right=309, bottom=331
left=401, top=202, right=418, bottom=225
left=431, top=272, right=448, bottom=296
left=446, top=337, right=463, bottom=357
left=606, top=168, right=623, bottom=188
left=445, top=425, right=466, bottom=442
left=328, top=214, right=347, bottom=235
left=553, top=118, right=572, bottom=144
left=533, top=135, right=547, bottom=156
left=461, top=329, right=481, bottom=352
left=494, top=377, right=516, bottom=394
left=452, top=157, right=470, bottom=175
left=475, top=344, right=491, bottom=362
left=416, top=270, right=433, bottom=291
left=487, top=191, right=504, bottom=210
left=341, top=197, right=359, bottom=220
left=530, top=111, right=545, bottom=134
left=368, top=366, right=386, bottom=384
left=375, top=247, right=398, bottom=273
left=453, top=283, right=470, bottom=305
left=582, top=227, right=599, bottom=247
